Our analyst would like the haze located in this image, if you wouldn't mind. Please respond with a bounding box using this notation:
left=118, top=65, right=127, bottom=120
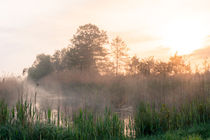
left=1, top=0, right=210, bottom=75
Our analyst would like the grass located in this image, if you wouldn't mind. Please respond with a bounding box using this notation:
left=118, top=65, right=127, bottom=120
left=0, top=72, right=210, bottom=139
left=0, top=97, right=209, bottom=140
left=134, top=99, right=210, bottom=137
left=138, top=122, right=210, bottom=140
left=0, top=100, right=125, bottom=140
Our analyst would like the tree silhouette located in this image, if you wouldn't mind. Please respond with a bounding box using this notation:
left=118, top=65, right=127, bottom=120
left=28, top=54, right=53, bottom=81
left=129, top=55, right=139, bottom=75
left=51, top=48, right=68, bottom=71
left=154, top=61, right=172, bottom=76
left=111, top=36, right=129, bottom=76
left=169, top=53, right=191, bottom=74
left=67, top=24, right=108, bottom=72
left=138, top=57, right=155, bottom=76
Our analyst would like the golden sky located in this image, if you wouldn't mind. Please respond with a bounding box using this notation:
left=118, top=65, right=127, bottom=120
left=1, top=0, right=210, bottom=75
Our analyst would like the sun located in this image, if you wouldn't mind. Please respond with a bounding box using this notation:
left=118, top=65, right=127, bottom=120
left=161, top=20, right=206, bottom=55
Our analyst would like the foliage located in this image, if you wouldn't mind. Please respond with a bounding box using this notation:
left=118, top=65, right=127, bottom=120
left=28, top=54, right=53, bottom=81
left=66, top=23, right=108, bottom=72
left=51, top=48, right=68, bottom=71
left=129, top=55, right=139, bottom=75
left=111, top=36, right=129, bottom=75
left=0, top=98, right=209, bottom=139
left=138, top=57, right=155, bottom=76
left=169, top=52, right=191, bottom=74
left=27, top=24, right=196, bottom=81
left=134, top=100, right=210, bottom=137
left=0, top=100, right=125, bottom=140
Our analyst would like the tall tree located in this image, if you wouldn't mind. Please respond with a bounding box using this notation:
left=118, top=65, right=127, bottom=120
left=68, top=24, right=108, bottom=72
left=111, top=36, right=129, bottom=76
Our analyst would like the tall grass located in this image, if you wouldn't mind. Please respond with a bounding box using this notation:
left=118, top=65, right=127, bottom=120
left=0, top=71, right=210, bottom=139
left=134, top=99, right=210, bottom=137
left=0, top=100, right=126, bottom=140
left=0, top=97, right=209, bottom=139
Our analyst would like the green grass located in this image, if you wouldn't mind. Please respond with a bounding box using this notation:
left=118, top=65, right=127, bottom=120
left=0, top=98, right=209, bottom=140
left=134, top=99, right=210, bottom=137
left=0, top=100, right=125, bottom=140
left=138, top=122, right=210, bottom=140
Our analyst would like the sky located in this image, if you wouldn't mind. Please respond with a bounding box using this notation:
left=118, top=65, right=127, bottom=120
left=1, top=0, right=210, bottom=75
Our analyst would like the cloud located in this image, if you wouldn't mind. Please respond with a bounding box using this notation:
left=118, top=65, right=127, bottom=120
left=122, top=33, right=160, bottom=45
left=129, top=45, right=171, bottom=60
left=190, top=46, right=210, bottom=59
left=142, top=46, right=171, bottom=59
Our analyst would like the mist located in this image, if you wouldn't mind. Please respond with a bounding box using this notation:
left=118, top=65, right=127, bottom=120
left=0, top=18, right=210, bottom=139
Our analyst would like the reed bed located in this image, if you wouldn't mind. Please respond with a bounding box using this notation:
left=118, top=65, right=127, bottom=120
left=0, top=97, right=209, bottom=140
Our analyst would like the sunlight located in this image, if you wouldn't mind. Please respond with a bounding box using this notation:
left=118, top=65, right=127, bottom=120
left=161, top=20, right=207, bottom=55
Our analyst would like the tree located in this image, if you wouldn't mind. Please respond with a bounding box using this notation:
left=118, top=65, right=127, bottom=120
left=62, top=47, right=79, bottom=70
left=67, top=24, right=108, bottom=72
left=138, top=57, right=155, bottom=76
left=28, top=54, right=53, bottom=81
left=202, top=58, right=210, bottom=73
left=129, top=55, right=139, bottom=75
left=111, top=36, right=129, bottom=76
left=154, top=61, right=172, bottom=76
left=169, top=53, right=191, bottom=74
left=51, top=48, right=68, bottom=71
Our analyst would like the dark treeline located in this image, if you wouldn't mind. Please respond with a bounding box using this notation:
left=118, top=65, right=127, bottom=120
left=27, top=23, right=193, bottom=81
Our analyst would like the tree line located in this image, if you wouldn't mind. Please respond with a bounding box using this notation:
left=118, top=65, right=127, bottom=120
left=27, top=24, right=192, bottom=81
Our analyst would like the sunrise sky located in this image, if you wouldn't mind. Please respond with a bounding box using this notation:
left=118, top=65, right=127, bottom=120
left=1, top=0, right=210, bottom=75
